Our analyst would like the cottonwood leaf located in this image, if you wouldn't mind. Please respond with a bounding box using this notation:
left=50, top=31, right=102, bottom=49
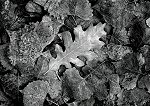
left=131, top=88, right=150, bottom=105
left=64, top=68, right=93, bottom=101
left=23, top=80, right=49, bottom=106
left=78, top=97, right=95, bottom=106
left=47, top=22, right=106, bottom=72
left=34, top=55, right=49, bottom=76
left=106, top=43, right=132, bottom=60
left=39, top=68, right=62, bottom=99
left=109, top=74, right=121, bottom=99
left=86, top=74, right=108, bottom=101
left=121, top=73, right=138, bottom=90
left=138, top=75, right=150, bottom=93
left=0, top=44, right=14, bottom=71
left=0, top=87, right=9, bottom=106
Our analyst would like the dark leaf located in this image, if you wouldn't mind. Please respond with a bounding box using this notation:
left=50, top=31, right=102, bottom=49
left=64, top=15, right=77, bottom=29
left=128, top=20, right=145, bottom=52
left=130, top=88, right=150, bottom=105
left=34, top=55, right=49, bottom=76
left=0, top=73, right=19, bottom=100
left=42, top=43, right=57, bottom=59
left=137, top=75, right=150, bottom=93
left=0, top=27, right=10, bottom=45
left=78, top=97, right=95, bottom=106
left=115, top=53, right=139, bottom=75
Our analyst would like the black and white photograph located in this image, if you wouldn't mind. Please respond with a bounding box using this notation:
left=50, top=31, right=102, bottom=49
left=0, top=0, right=150, bottom=106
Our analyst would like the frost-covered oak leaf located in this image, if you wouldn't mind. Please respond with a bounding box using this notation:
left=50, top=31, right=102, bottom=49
left=47, top=22, right=107, bottom=72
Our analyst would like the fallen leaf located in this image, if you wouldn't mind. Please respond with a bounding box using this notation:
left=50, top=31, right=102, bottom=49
left=121, top=73, right=138, bottom=90
left=109, top=74, right=121, bottom=99
left=23, top=80, right=49, bottom=106
left=39, top=69, right=62, bottom=99
left=78, top=97, right=95, bottom=106
left=64, top=68, right=93, bottom=101
left=47, top=22, right=106, bottom=72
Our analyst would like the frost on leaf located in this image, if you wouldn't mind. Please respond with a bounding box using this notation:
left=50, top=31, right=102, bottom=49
left=121, top=73, right=138, bottom=90
left=106, top=43, right=132, bottom=60
left=131, top=88, right=150, bottom=105
left=0, top=44, right=14, bottom=71
left=34, top=0, right=93, bottom=20
left=138, top=75, right=150, bottom=93
left=86, top=73, right=108, bottom=101
left=35, top=16, right=62, bottom=44
left=39, top=69, right=62, bottom=99
left=47, top=22, right=106, bottom=71
left=23, top=80, right=49, bottom=106
left=64, top=68, right=92, bottom=101
left=34, top=55, right=49, bottom=76
left=109, top=74, right=121, bottom=99
left=74, top=0, right=93, bottom=20
left=78, top=97, right=95, bottom=106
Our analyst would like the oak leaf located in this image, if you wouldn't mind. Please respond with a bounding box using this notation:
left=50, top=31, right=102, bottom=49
left=47, top=22, right=106, bottom=72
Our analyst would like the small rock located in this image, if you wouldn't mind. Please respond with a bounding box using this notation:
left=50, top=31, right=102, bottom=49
left=25, top=1, right=42, bottom=13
